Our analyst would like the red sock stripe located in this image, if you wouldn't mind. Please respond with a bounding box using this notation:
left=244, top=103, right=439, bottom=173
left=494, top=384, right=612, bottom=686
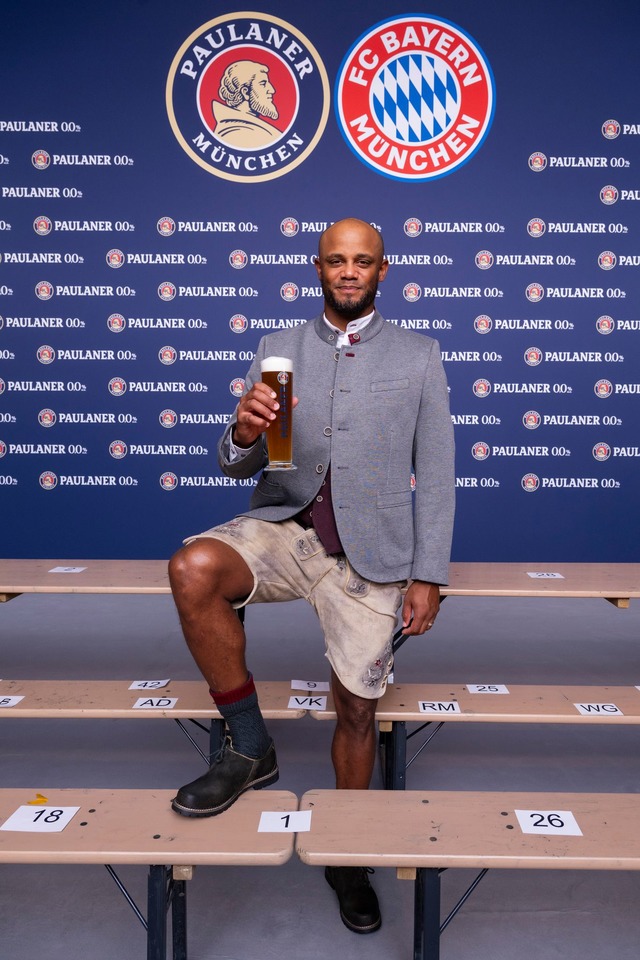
left=209, top=673, right=255, bottom=706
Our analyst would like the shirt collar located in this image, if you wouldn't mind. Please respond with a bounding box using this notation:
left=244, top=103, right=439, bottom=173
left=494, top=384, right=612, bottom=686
left=322, top=310, right=375, bottom=339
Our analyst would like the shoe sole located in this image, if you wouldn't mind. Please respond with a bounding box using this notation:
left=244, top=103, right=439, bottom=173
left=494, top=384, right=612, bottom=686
left=325, top=869, right=382, bottom=934
left=171, top=766, right=279, bottom=818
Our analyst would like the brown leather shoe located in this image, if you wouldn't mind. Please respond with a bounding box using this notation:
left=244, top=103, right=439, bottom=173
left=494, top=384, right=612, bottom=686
left=325, top=866, right=381, bottom=933
left=171, top=736, right=278, bottom=817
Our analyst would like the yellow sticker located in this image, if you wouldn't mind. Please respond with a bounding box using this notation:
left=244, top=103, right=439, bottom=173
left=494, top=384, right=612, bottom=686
left=27, top=793, right=48, bottom=806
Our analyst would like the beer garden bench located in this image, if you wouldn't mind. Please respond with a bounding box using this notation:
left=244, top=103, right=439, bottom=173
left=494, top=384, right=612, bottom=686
left=2, top=559, right=639, bottom=770
left=297, top=787, right=640, bottom=960
left=0, top=786, right=297, bottom=960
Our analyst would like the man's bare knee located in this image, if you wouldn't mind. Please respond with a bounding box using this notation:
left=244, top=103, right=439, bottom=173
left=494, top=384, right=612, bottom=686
left=332, top=675, right=377, bottom=733
left=168, top=538, right=253, bottom=605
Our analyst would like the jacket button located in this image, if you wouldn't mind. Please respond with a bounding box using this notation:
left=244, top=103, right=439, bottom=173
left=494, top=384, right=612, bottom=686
left=316, top=495, right=323, bottom=502
left=323, top=427, right=332, bottom=436
left=334, top=351, right=340, bottom=361
left=315, top=464, right=324, bottom=473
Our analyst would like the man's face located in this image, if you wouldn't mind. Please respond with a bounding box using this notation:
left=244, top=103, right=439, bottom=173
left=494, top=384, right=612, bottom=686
left=246, top=69, right=278, bottom=120
left=315, top=221, right=388, bottom=322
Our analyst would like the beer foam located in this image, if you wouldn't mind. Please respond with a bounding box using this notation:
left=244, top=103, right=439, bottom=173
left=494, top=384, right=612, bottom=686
left=260, top=355, right=292, bottom=372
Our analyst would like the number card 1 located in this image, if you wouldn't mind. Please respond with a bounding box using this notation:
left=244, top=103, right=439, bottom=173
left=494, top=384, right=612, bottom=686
left=258, top=810, right=312, bottom=833
left=514, top=809, right=582, bottom=836
left=1, top=806, right=80, bottom=833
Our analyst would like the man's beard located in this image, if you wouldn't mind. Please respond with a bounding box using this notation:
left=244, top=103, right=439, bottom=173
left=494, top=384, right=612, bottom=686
left=322, top=281, right=377, bottom=320
left=250, top=88, right=279, bottom=120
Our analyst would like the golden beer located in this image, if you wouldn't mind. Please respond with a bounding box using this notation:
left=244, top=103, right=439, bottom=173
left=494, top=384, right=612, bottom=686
left=260, top=356, right=295, bottom=470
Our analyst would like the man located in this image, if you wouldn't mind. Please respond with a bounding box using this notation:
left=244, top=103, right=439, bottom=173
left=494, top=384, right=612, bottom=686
left=169, top=218, right=455, bottom=933
left=212, top=60, right=280, bottom=148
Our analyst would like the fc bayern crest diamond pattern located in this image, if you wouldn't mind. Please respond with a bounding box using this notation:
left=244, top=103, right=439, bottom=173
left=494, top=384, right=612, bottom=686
left=371, top=53, right=459, bottom=143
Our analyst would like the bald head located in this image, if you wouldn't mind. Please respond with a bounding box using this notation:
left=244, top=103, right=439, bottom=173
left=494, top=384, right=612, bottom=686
left=318, top=218, right=385, bottom=261
left=314, top=218, right=388, bottom=328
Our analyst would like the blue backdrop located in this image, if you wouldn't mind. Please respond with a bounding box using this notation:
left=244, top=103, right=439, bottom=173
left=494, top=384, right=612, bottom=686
left=1, top=0, right=638, bottom=561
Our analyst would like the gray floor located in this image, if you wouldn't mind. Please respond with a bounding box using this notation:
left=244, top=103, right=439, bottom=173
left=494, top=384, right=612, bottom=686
left=1, top=590, right=640, bottom=959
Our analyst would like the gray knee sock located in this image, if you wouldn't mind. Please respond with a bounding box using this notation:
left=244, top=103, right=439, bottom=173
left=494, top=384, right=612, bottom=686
left=211, top=674, right=271, bottom=758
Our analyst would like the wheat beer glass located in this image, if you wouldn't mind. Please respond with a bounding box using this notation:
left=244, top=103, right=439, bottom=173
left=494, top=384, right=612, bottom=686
left=260, top=356, right=296, bottom=470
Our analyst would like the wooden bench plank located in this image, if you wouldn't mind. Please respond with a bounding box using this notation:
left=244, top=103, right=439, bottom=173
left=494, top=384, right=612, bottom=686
left=0, top=679, right=308, bottom=720
left=0, top=559, right=170, bottom=595
left=1, top=559, right=638, bottom=601
left=313, top=683, right=640, bottom=724
left=443, top=561, right=640, bottom=601
left=0, top=787, right=297, bottom=865
left=297, top=788, right=640, bottom=870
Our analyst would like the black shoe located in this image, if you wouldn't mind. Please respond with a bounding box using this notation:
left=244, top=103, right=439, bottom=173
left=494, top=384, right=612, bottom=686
left=171, top=736, right=279, bottom=818
left=325, top=866, right=381, bottom=934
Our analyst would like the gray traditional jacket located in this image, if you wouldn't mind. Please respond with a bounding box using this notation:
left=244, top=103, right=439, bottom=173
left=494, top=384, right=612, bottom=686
left=218, top=311, right=455, bottom=585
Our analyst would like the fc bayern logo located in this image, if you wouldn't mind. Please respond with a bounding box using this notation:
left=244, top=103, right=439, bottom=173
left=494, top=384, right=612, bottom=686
left=598, top=250, right=616, bottom=270
left=38, top=409, right=56, bottom=427
left=39, top=471, right=57, bottom=490
left=526, top=283, right=544, bottom=302
left=602, top=119, right=620, bottom=139
left=159, top=409, right=178, bottom=428
left=35, top=281, right=54, bottom=300
left=473, top=378, right=491, bottom=397
left=32, top=150, right=50, bottom=169
left=596, top=315, right=614, bottom=335
left=600, top=185, right=618, bottom=205
left=404, top=218, right=423, bottom=238
left=160, top=471, right=178, bottom=491
left=166, top=13, right=330, bottom=183
left=528, top=152, right=547, bottom=172
left=37, top=345, right=55, bottom=364
left=403, top=282, right=422, bottom=302
left=230, top=377, right=245, bottom=397
left=158, top=281, right=176, bottom=301
left=281, top=282, right=299, bottom=301
left=280, top=218, right=299, bottom=237
left=159, top=346, right=177, bottom=365
left=594, top=379, right=612, bottom=398
left=472, top=441, right=490, bottom=460
left=34, top=216, right=52, bottom=236
left=524, top=347, right=542, bottom=366
left=109, top=440, right=128, bottom=459
left=229, top=249, right=248, bottom=269
left=335, top=15, right=494, bottom=182
left=522, top=410, right=541, bottom=430
left=593, top=442, right=611, bottom=461
left=527, top=218, right=546, bottom=238
left=475, top=250, right=493, bottom=269
left=474, top=314, right=492, bottom=333
left=229, top=314, right=248, bottom=333
left=521, top=473, right=539, bottom=492
left=107, top=313, right=126, bottom=333
left=157, top=217, right=176, bottom=236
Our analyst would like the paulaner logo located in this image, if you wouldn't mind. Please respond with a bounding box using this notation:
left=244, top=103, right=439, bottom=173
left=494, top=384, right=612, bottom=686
left=335, top=15, right=495, bottom=181
left=166, top=12, right=330, bottom=183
